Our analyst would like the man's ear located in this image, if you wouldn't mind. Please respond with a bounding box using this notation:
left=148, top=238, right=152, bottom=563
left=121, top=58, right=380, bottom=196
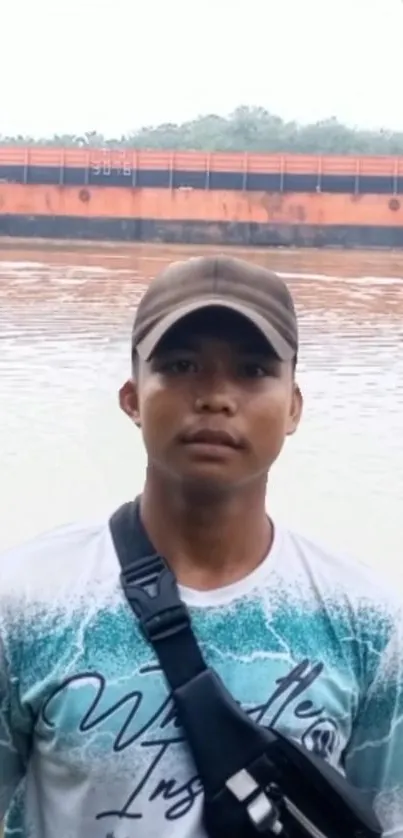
left=119, top=379, right=141, bottom=427
left=286, top=383, right=303, bottom=437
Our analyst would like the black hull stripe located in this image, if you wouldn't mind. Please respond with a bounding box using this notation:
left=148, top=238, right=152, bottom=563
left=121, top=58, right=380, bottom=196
left=1, top=215, right=403, bottom=249
left=1, top=165, right=403, bottom=195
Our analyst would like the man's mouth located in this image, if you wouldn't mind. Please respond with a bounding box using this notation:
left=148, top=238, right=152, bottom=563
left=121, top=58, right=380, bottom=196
left=181, top=429, right=242, bottom=449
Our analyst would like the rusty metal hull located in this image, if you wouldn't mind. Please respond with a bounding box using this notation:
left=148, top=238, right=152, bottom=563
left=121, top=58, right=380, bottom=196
left=0, top=147, right=403, bottom=249
left=1, top=215, right=403, bottom=249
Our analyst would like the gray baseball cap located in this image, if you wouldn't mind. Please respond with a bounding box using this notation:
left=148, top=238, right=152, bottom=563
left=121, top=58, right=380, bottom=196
left=132, top=255, right=298, bottom=361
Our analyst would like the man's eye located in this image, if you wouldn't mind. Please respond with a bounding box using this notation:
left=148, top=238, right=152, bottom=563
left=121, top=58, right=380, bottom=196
left=163, top=359, right=198, bottom=374
left=240, top=362, right=269, bottom=378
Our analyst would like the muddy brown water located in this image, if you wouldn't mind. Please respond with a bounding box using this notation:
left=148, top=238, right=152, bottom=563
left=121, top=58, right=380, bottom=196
left=0, top=239, right=402, bottom=587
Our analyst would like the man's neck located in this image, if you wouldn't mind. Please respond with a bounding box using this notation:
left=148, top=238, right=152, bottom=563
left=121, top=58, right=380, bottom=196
left=139, top=471, right=273, bottom=591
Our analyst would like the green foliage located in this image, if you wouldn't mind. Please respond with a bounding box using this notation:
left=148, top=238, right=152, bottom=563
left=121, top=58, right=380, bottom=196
left=2, top=107, right=403, bottom=154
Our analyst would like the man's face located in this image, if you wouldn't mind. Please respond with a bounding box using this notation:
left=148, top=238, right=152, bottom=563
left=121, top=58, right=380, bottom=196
left=120, top=308, right=302, bottom=494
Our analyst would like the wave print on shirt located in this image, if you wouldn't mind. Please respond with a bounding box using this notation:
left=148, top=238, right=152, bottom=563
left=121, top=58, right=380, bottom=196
left=1, top=521, right=403, bottom=837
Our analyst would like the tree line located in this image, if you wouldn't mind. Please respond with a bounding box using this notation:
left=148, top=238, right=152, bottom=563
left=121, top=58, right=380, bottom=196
left=2, top=107, right=403, bottom=155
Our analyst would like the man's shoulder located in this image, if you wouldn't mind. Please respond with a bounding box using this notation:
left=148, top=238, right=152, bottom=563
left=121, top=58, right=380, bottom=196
left=0, top=517, right=113, bottom=608
left=0, top=517, right=108, bottom=563
left=279, top=525, right=402, bottom=617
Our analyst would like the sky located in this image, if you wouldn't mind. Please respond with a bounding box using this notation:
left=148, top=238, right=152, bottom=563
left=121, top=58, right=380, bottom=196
left=2, top=0, right=403, bottom=138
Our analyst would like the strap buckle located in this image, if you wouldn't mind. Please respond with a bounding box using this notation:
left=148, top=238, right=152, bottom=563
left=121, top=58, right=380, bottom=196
left=121, top=553, right=191, bottom=643
left=141, top=604, right=191, bottom=643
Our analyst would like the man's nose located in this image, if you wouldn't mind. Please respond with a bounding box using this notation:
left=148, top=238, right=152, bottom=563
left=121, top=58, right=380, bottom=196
left=194, top=375, right=238, bottom=417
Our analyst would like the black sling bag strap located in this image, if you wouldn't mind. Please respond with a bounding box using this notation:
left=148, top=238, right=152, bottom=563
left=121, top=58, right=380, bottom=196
left=109, top=498, right=382, bottom=838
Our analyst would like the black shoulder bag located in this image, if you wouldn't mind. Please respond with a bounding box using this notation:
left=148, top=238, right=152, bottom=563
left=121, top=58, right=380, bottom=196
left=109, top=498, right=382, bottom=838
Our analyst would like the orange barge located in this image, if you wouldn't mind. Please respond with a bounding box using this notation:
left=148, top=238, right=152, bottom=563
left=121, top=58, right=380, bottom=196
left=0, top=146, right=403, bottom=248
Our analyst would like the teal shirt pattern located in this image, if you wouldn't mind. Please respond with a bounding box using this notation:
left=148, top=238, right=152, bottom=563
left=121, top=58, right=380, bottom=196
left=0, top=520, right=402, bottom=838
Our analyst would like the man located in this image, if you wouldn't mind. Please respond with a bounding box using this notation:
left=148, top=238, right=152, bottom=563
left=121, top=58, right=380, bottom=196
left=0, top=255, right=402, bottom=838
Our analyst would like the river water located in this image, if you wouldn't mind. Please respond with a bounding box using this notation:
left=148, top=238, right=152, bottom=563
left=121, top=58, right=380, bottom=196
left=0, top=240, right=402, bottom=588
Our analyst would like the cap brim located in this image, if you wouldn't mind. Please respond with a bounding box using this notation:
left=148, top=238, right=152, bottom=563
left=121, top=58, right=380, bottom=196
left=135, top=297, right=295, bottom=361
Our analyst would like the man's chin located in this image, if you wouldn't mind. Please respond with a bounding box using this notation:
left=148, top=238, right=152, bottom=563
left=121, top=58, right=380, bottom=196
left=173, top=463, right=247, bottom=498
